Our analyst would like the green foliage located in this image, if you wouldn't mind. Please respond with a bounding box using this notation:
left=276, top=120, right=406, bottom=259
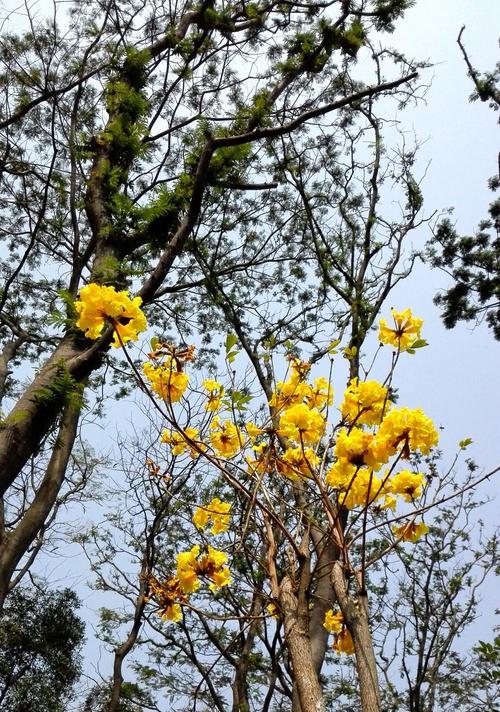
left=81, top=680, right=154, bottom=712
left=429, top=192, right=500, bottom=339
left=34, top=363, right=85, bottom=410
left=0, top=586, right=84, bottom=712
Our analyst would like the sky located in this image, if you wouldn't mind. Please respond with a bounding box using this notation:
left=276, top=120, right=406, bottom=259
left=1, top=0, right=499, bottom=701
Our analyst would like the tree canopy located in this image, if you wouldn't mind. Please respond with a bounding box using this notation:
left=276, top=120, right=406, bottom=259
left=0, top=1, right=498, bottom=711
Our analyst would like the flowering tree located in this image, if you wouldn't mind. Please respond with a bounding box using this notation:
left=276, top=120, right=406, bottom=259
left=0, top=0, right=426, bottom=608
left=72, top=284, right=498, bottom=712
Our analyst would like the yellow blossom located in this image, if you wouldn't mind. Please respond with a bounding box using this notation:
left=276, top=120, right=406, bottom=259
left=334, top=628, right=355, bottom=655
left=305, top=377, right=333, bottom=410
left=336, top=469, right=384, bottom=510
left=334, top=428, right=380, bottom=467
left=269, top=378, right=311, bottom=411
left=143, top=358, right=189, bottom=402
left=380, top=494, right=397, bottom=511
left=393, top=520, right=429, bottom=542
left=210, top=417, right=243, bottom=458
left=75, top=283, right=147, bottom=347
left=146, top=574, right=186, bottom=623
left=389, top=470, right=426, bottom=502
left=379, top=308, right=423, bottom=352
left=246, top=421, right=265, bottom=440
left=374, top=408, right=438, bottom=460
left=196, top=546, right=232, bottom=591
left=340, top=378, right=389, bottom=426
left=278, top=446, right=319, bottom=481
left=203, top=379, right=224, bottom=411
left=246, top=442, right=274, bottom=476
left=176, top=545, right=232, bottom=593
left=267, top=602, right=279, bottom=619
left=161, top=427, right=200, bottom=457
left=278, top=404, right=325, bottom=445
left=323, top=609, right=343, bottom=634
left=193, top=498, right=231, bottom=535
left=324, top=609, right=355, bottom=655
left=176, top=545, right=201, bottom=593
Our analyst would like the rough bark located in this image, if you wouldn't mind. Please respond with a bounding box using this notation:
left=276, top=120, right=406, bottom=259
left=279, top=576, right=326, bottom=712
left=0, top=403, right=80, bottom=607
left=331, top=562, right=381, bottom=712
left=0, top=336, right=102, bottom=498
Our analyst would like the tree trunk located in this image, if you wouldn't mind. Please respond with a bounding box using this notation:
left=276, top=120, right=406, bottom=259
left=331, top=562, right=381, bottom=712
left=279, top=576, right=326, bottom=712
left=0, top=403, right=80, bottom=608
left=0, top=336, right=103, bottom=498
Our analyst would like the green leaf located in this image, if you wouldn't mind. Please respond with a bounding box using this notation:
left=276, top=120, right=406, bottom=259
left=225, top=333, right=238, bottom=353
left=410, top=338, right=428, bottom=349
left=459, top=437, right=473, bottom=449
left=227, top=348, right=240, bottom=364
left=328, top=338, right=341, bottom=355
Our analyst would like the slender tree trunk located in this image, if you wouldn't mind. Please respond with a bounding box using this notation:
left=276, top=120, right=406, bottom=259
left=0, top=403, right=80, bottom=608
left=0, top=336, right=102, bottom=498
left=108, top=576, right=148, bottom=712
left=279, top=576, right=325, bottom=712
left=331, top=562, right=381, bottom=712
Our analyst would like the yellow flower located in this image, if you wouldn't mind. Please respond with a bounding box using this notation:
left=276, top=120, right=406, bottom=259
left=196, top=546, right=232, bottom=591
left=323, top=609, right=343, bottom=634
left=143, top=358, right=189, bottom=402
left=75, top=283, right=147, bottom=347
left=269, top=378, right=311, bottom=411
left=324, top=610, right=355, bottom=655
left=193, top=498, right=231, bottom=535
left=278, top=446, right=319, bottom=481
left=333, top=628, right=355, bottom=655
left=389, top=470, right=426, bottom=502
left=246, top=442, right=274, bottom=476
left=336, top=469, right=384, bottom=510
left=203, top=379, right=224, bottom=411
left=379, top=308, right=423, bottom=352
left=176, top=545, right=201, bottom=593
left=380, top=494, right=397, bottom=511
left=267, top=602, right=279, bottom=619
left=375, top=408, right=438, bottom=459
left=305, top=377, right=333, bottom=410
left=210, top=418, right=243, bottom=458
left=340, top=378, right=389, bottom=426
left=278, top=404, right=326, bottom=444
left=393, top=520, right=429, bottom=542
left=161, top=427, right=200, bottom=457
left=246, top=421, right=265, bottom=440
left=326, top=429, right=386, bottom=491
left=146, top=574, right=186, bottom=623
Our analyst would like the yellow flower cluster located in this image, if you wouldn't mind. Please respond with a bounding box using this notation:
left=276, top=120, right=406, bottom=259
left=210, top=417, right=243, bottom=458
left=326, top=403, right=438, bottom=512
left=340, top=378, right=389, bottom=426
left=379, top=308, right=423, bottom=352
left=145, top=574, right=186, bottom=622
left=143, top=356, right=189, bottom=402
left=193, top=498, right=231, bottom=534
left=146, top=543, right=232, bottom=623
left=393, top=520, right=429, bottom=542
left=323, top=609, right=355, bottom=655
left=177, top=545, right=231, bottom=593
left=278, top=403, right=326, bottom=445
left=375, top=407, right=438, bottom=459
left=269, top=357, right=332, bottom=413
left=75, top=283, right=147, bottom=347
left=278, top=446, right=319, bottom=481
left=203, top=379, right=224, bottom=411
left=161, top=427, right=201, bottom=457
